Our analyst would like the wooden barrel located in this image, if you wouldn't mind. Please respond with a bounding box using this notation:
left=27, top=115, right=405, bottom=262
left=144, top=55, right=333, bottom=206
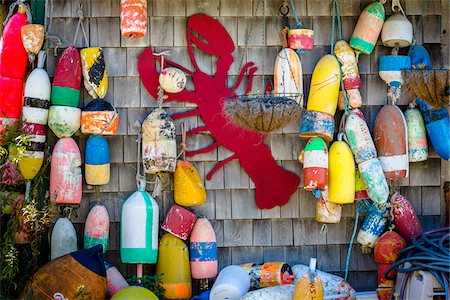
left=51, top=217, right=78, bottom=260
left=350, top=1, right=385, bottom=55
left=156, top=233, right=192, bottom=299
left=161, top=204, right=197, bottom=240
left=84, top=204, right=110, bottom=253
left=85, top=135, right=110, bottom=185
left=328, top=140, right=355, bottom=204
left=303, top=137, right=328, bottom=191
left=81, top=47, right=108, bottom=99
left=50, top=137, right=82, bottom=204
left=210, top=266, right=250, bottom=300
left=374, top=105, right=409, bottom=180
left=405, top=107, right=428, bottom=162
left=81, top=98, right=118, bottom=134
left=120, top=0, right=148, bottom=39
left=190, top=218, right=218, bottom=279
left=120, top=186, right=159, bottom=264
left=51, top=46, right=81, bottom=107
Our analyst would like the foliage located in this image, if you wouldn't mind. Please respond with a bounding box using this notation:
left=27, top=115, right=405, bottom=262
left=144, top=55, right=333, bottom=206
left=127, top=274, right=166, bottom=299
left=73, top=284, right=92, bottom=300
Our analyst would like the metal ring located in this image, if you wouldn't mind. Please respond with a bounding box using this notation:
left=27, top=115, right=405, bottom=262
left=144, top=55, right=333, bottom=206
left=279, top=5, right=289, bottom=16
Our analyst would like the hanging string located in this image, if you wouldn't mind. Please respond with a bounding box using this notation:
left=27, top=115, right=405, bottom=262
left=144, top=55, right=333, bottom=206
left=261, top=0, right=266, bottom=95
left=289, top=0, right=302, bottom=29
left=72, top=2, right=88, bottom=47
left=135, top=122, right=145, bottom=190
left=392, top=0, right=406, bottom=16
left=330, top=0, right=343, bottom=53
left=344, top=209, right=360, bottom=281
left=3, top=0, right=32, bottom=25
left=177, top=123, right=187, bottom=161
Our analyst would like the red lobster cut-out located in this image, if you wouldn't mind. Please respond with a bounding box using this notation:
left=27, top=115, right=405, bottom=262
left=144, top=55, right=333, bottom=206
left=138, top=14, right=300, bottom=209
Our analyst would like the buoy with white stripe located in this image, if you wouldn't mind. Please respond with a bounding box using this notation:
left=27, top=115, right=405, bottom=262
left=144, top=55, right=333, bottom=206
left=51, top=46, right=81, bottom=107
left=303, top=137, right=328, bottom=191
left=50, top=138, right=82, bottom=204
left=328, top=136, right=355, bottom=204
left=105, top=261, right=129, bottom=297
left=379, top=55, right=411, bottom=89
left=81, top=47, right=108, bottom=99
left=85, top=135, right=110, bottom=186
left=374, top=105, right=409, bottom=180
left=23, top=51, right=51, bottom=125
left=189, top=218, right=218, bottom=279
left=156, top=233, right=192, bottom=299
left=84, top=204, right=110, bottom=253
left=48, top=106, right=81, bottom=138
left=210, top=266, right=250, bottom=300
left=51, top=217, right=78, bottom=260
left=18, top=123, right=45, bottom=180
left=357, top=202, right=387, bottom=252
left=120, top=178, right=159, bottom=264
left=405, top=105, right=428, bottom=162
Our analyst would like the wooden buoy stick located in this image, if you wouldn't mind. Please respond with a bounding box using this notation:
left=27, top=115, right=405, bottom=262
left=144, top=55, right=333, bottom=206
left=137, top=263, right=143, bottom=279
left=25, top=180, right=31, bottom=201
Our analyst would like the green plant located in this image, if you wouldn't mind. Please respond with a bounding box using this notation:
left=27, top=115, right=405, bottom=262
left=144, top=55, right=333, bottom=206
left=73, top=284, right=92, bottom=300
left=127, top=274, right=165, bottom=299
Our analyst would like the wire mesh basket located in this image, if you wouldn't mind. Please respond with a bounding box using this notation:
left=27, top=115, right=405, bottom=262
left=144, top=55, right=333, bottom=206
left=402, top=69, right=449, bottom=108
left=224, top=93, right=303, bottom=134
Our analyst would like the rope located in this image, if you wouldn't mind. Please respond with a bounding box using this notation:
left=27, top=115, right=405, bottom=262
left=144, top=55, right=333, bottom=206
left=261, top=0, right=266, bottom=95
left=177, top=123, right=187, bottom=161
left=345, top=208, right=360, bottom=281
left=289, top=0, right=302, bottom=29
left=3, top=0, right=32, bottom=25
left=330, top=0, right=343, bottom=53
left=135, top=122, right=145, bottom=191
left=392, top=0, right=406, bottom=16
left=72, top=2, right=88, bottom=47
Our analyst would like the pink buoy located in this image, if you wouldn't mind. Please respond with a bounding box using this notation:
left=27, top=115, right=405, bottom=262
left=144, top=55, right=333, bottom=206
left=190, top=218, right=218, bottom=279
left=288, top=29, right=314, bottom=50
left=50, top=138, right=82, bottom=204
left=161, top=204, right=197, bottom=240
left=105, top=261, right=129, bottom=297
left=390, top=192, right=422, bottom=243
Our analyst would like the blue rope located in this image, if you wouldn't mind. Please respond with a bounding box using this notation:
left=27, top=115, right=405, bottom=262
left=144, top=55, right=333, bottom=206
left=289, top=0, right=302, bottom=29
left=345, top=208, right=360, bottom=281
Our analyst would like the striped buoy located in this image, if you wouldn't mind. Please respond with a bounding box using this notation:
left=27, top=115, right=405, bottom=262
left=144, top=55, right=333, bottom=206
left=288, top=29, right=314, bottom=50
left=84, top=204, right=110, bottom=253
left=85, top=135, right=110, bottom=186
left=303, top=137, right=328, bottom=191
left=81, top=47, right=108, bottom=99
left=18, top=123, right=45, bottom=180
left=50, top=138, right=82, bottom=204
left=379, top=55, right=411, bottom=88
left=51, top=217, right=78, bottom=260
left=190, top=218, right=218, bottom=279
left=23, top=51, right=50, bottom=125
left=405, top=106, right=428, bottom=162
left=299, top=110, right=335, bottom=143
left=51, top=46, right=81, bottom=107
left=81, top=99, right=118, bottom=135
left=156, top=233, right=192, bottom=299
left=357, top=202, right=387, bottom=251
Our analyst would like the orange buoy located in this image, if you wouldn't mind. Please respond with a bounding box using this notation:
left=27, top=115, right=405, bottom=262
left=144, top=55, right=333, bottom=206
left=174, top=160, right=206, bottom=207
left=374, top=231, right=406, bottom=288
left=120, top=0, right=148, bottom=39
left=21, top=24, right=45, bottom=62
left=241, top=262, right=295, bottom=290
left=374, top=105, right=409, bottom=180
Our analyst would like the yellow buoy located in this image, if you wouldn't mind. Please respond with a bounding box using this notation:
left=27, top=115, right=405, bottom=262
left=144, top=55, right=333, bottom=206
left=306, top=54, right=341, bottom=116
left=328, top=139, right=355, bottom=204
left=293, top=258, right=324, bottom=300
left=174, top=160, right=206, bottom=207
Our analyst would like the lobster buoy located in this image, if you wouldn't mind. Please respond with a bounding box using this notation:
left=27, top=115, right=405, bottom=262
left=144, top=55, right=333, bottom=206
left=51, top=217, right=78, bottom=260
left=159, top=67, right=187, bottom=94
left=23, top=51, right=51, bottom=125
left=344, top=112, right=377, bottom=164
left=241, top=262, right=295, bottom=290
left=405, top=106, right=428, bottom=162
left=334, top=40, right=362, bottom=109
left=374, top=105, right=409, bottom=180
left=355, top=169, right=370, bottom=202
left=288, top=29, right=314, bottom=50
left=0, top=7, right=29, bottom=127
left=120, top=0, right=148, bottom=39
left=105, top=261, right=129, bottom=297
left=48, top=106, right=81, bottom=138
left=85, top=135, right=110, bottom=185
left=50, top=138, right=82, bottom=204
left=84, top=204, right=110, bottom=253
left=81, top=99, right=119, bottom=135
left=210, top=266, right=250, bottom=300
left=350, top=1, right=385, bottom=55
left=293, top=258, right=324, bottom=300
left=306, top=55, right=340, bottom=116
left=328, top=140, right=355, bottom=204
left=374, top=231, right=406, bottom=287
left=408, top=45, right=432, bottom=69
left=299, top=110, right=335, bottom=142
left=316, top=187, right=342, bottom=224
left=111, top=286, right=158, bottom=300
left=156, top=233, right=192, bottom=299
left=120, top=179, right=159, bottom=264
left=20, top=245, right=107, bottom=300
left=21, top=24, right=45, bottom=62
left=381, top=13, right=413, bottom=48
left=190, top=218, right=218, bottom=279
left=357, top=202, right=387, bottom=251
left=274, top=48, right=303, bottom=102
left=18, top=123, right=45, bottom=180
left=174, top=160, right=206, bottom=207
left=161, top=204, right=197, bottom=240
left=416, top=98, right=450, bottom=160
left=303, top=137, right=328, bottom=191
left=81, top=47, right=108, bottom=99
left=358, top=158, right=389, bottom=207
left=390, top=192, right=422, bottom=242
left=51, top=46, right=81, bottom=107
left=142, top=108, right=177, bottom=174
left=379, top=55, right=411, bottom=88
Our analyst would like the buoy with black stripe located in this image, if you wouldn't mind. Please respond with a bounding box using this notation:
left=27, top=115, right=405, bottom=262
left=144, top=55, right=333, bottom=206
left=23, top=51, right=51, bottom=125
left=303, top=137, right=328, bottom=191
left=85, top=135, right=110, bottom=186
left=81, top=47, right=108, bottom=99
left=18, top=123, right=46, bottom=180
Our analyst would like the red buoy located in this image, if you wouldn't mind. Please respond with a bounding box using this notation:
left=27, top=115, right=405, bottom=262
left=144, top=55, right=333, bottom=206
left=161, top=204, right=197, bottom=240
left=391, top=192, right=422, bottom=242
left=374, top=231, right=406, bottom=287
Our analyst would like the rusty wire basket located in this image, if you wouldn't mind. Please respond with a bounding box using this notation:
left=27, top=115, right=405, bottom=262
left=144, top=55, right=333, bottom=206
left=224, top=94, right=303, bottom=134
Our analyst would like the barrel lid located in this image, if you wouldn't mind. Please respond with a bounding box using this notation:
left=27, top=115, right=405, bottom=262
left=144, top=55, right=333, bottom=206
left=83, top=98, right=114, bottom=112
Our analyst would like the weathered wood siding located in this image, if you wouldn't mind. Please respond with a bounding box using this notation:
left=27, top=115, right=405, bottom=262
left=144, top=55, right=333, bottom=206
left=45, top=0, right=449, bottom=291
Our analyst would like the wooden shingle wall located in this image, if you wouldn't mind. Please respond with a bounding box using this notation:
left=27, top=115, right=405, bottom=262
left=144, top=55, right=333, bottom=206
left=44, top=0, right=449, bottom=291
